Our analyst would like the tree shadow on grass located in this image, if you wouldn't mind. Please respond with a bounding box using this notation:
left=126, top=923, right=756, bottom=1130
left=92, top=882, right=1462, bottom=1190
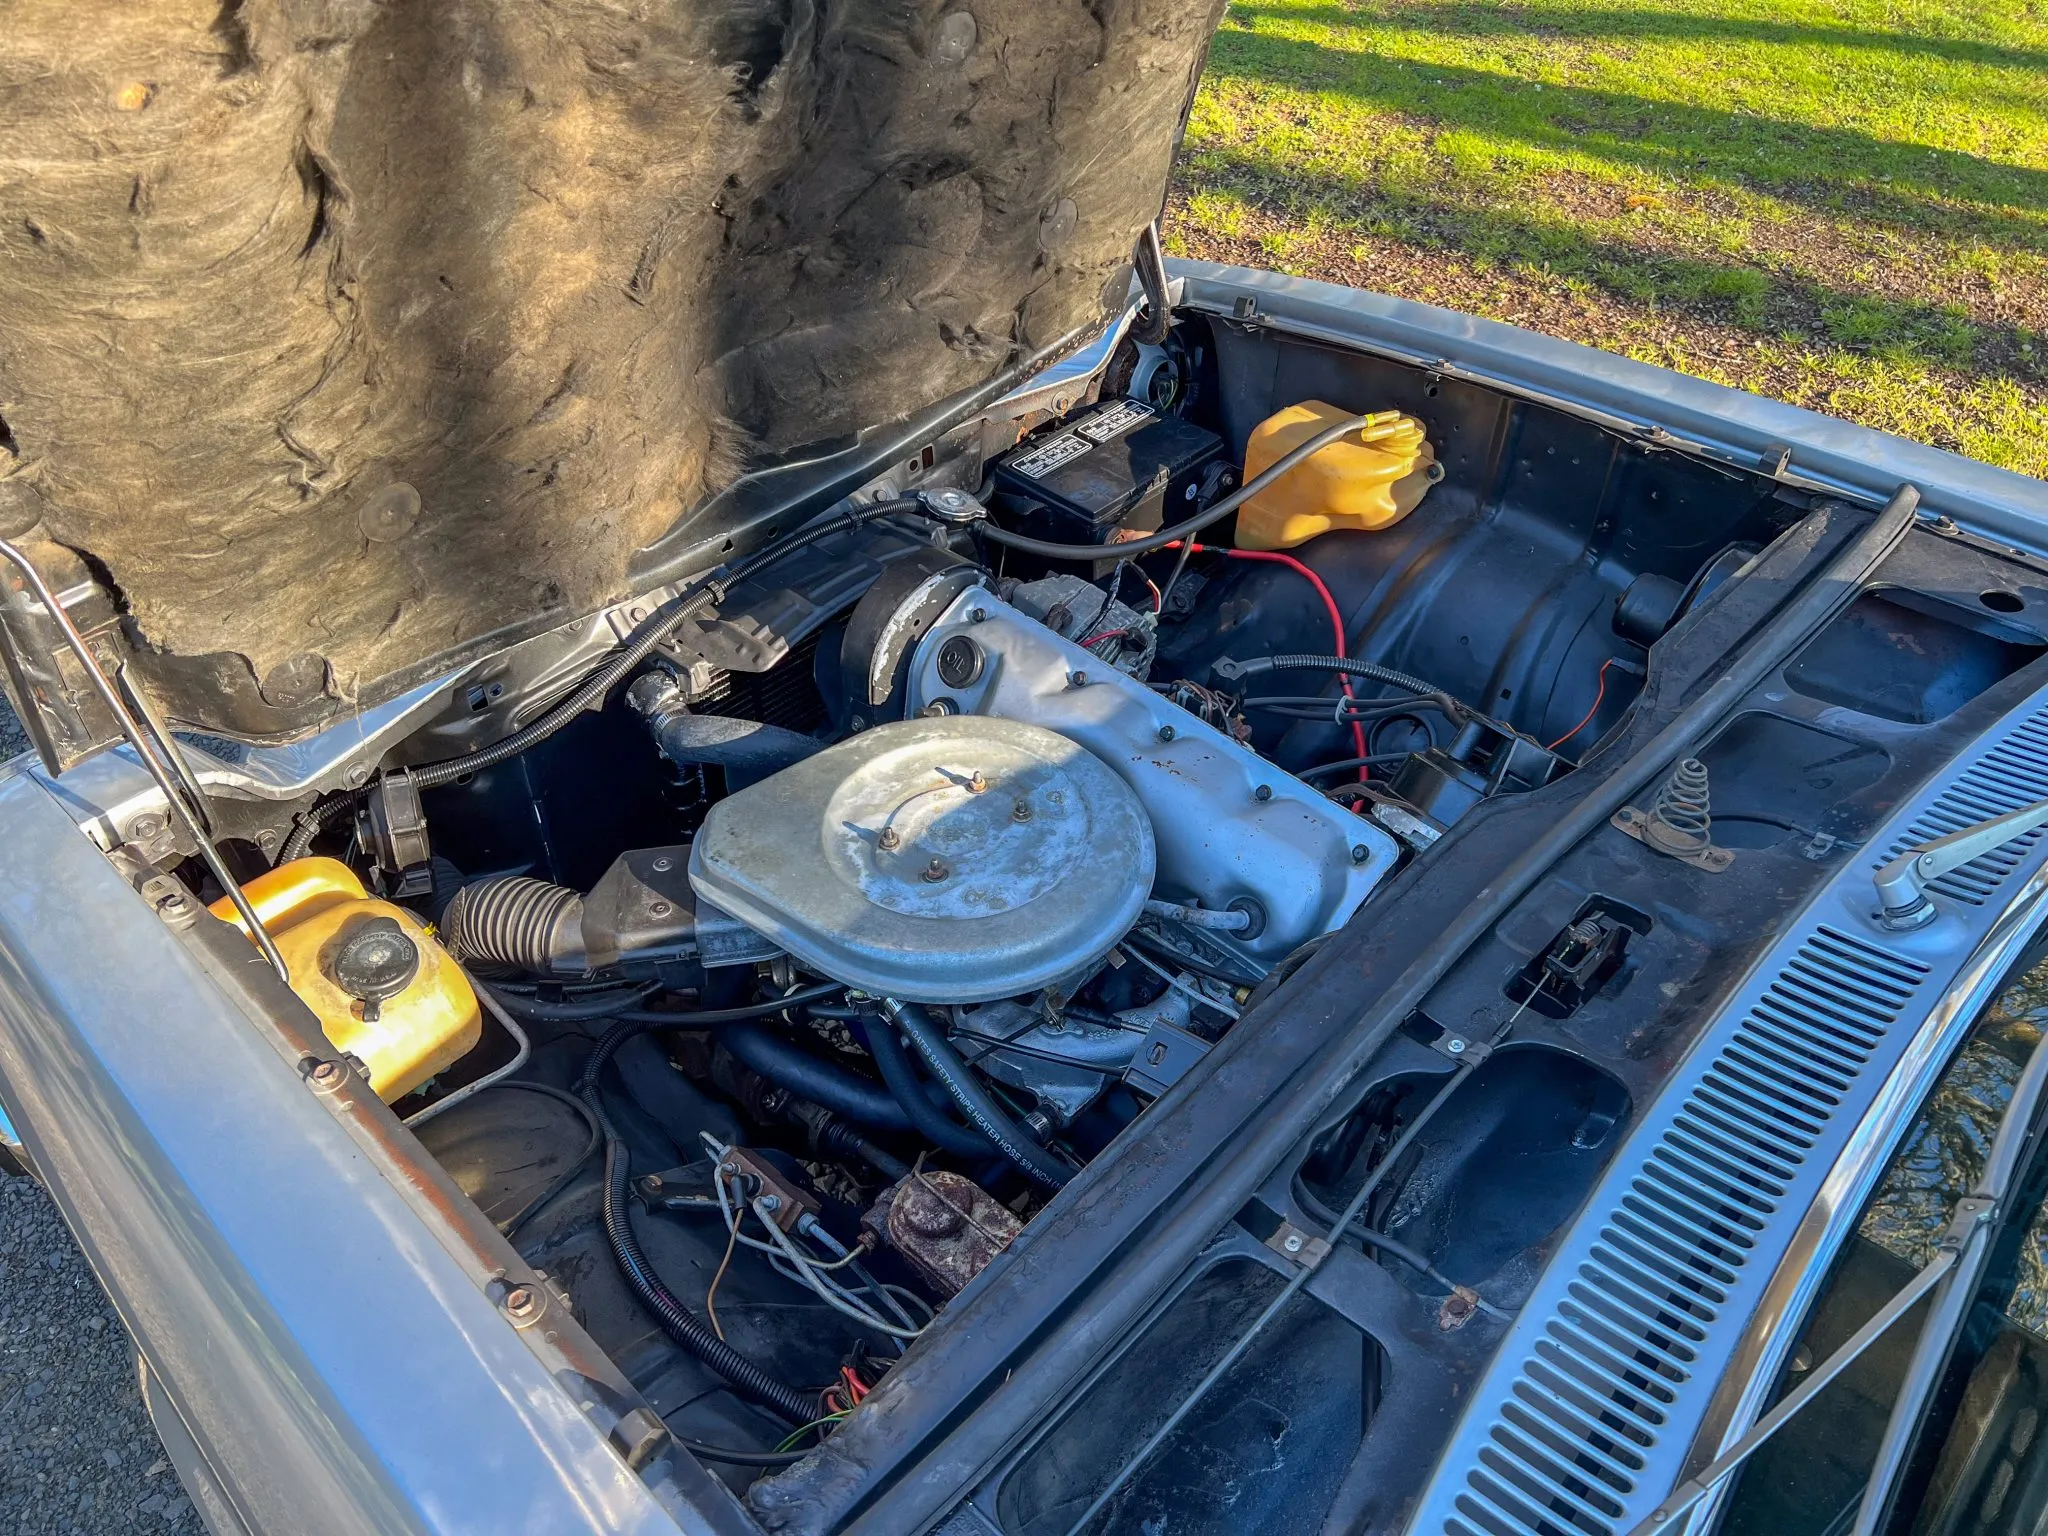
left=1207, top=18, right=2048, bottom=255
left=1253, top=2, right=2048, bottom=81
left=1179, top=143, right=2043, bottom=384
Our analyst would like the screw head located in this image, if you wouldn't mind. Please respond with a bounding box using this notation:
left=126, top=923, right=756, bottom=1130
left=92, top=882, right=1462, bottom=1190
left=922, top=857, right=950, bottom=883
left=1254, top=783, right=1273, bottom=802
left=503, top=1285, right=541, bottom=1322
left=651, top=855, right=672, bottom=872
left=649, top=900, right=672, bottom=918
left=1012, top=799, right=1033, bottom=822
left=969, top=607, right=988, bottom=624
left=758, top=1194, right=781, bottom=1214
left=1067, top=669, right=1089, bottom=688
left=1351, top=845, right=1370, bottom=864
left=1282, top=1233, right=1305, bottom=1254
left=129, top=813, right=165, bottom=840
left=343, top=763, right=373, bottom=789
left=1446, top=1037, right=1467, bottom=1055
left=307, top=1060, right=346, bottom=1090
left=967, top=769, right=987, bottom=794
left=1157, top=724, right=1176, bottom=742
left=878, top=827, right=901, bottom=851
left=153, top=889, right=191, bottom=916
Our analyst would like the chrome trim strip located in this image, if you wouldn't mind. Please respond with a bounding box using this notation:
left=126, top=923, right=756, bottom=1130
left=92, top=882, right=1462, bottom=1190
left=1406, top=676, right=2048, bottom=1536
left=1683, top=859, right=2048, bottom=1534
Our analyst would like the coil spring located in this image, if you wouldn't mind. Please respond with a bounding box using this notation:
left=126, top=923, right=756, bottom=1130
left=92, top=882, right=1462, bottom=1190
left=1645, top=757, right=1714, bottom=851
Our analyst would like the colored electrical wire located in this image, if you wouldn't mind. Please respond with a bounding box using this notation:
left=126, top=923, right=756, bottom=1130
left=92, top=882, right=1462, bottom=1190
left=1170, top=541, right=1369, bottom=779
left=1547, top=658, right=1616, bottom=752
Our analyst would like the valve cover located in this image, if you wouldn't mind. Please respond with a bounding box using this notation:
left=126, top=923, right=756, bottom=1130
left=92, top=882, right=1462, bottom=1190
left=905, top=592, right=1399, bottom=961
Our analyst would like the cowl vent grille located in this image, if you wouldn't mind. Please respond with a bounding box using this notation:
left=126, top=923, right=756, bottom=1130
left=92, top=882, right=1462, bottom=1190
left=1445, top=928, right=1926, bottom=1536
left=1418, top=683, right=2048, bottom=1536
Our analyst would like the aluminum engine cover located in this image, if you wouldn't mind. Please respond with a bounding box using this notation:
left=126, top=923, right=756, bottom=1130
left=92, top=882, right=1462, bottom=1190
left=906, top=592, right=1398, bottom=961
left=688, top=716, right=1154, bottom=1003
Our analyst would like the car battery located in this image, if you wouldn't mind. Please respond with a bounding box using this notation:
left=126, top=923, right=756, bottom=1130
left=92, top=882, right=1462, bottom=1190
left=992, top=398, right=1230, bottom=546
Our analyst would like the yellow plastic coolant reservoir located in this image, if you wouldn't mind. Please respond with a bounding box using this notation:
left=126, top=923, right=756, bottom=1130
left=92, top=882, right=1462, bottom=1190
left=1235, top=400, right=1440, bottom=550
left=210, top=858, right=481, bottom=1103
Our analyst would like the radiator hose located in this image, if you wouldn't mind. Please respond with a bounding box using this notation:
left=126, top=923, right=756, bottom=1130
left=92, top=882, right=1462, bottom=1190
left=883, top=1001, right=1076, bottom=1190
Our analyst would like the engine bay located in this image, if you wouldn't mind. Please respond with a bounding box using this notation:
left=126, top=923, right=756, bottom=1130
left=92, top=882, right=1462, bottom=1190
left=104, top=301, right=2048, bottom=1529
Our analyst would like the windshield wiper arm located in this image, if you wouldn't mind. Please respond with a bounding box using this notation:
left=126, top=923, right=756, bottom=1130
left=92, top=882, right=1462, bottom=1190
left=1848, top=1029, right=2048, bottom=1535
left=1874, top=795, right=2048, bottom=930
left=1630, top=1032, right=2048, bottom=1536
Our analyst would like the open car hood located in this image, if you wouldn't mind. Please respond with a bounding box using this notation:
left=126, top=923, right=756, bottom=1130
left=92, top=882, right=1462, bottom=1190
left=0, top=0, right=1225, bottom=749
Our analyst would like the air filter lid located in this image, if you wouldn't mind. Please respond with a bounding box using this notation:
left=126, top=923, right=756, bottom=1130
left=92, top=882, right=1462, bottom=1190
left=689, top=715, right=1154, bottom=1002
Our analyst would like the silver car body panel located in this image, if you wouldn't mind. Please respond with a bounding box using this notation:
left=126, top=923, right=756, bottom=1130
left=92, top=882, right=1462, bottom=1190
left=0, top=764, right=707, bottom=1536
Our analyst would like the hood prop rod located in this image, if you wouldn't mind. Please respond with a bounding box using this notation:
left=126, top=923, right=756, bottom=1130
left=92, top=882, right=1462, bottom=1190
left=0, top=538, right=289, bottom=983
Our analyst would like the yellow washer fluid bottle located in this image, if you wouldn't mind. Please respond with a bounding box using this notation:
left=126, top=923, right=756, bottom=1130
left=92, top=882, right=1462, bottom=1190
left=211, top=857, right=481, bottom=1102
left=1235, top=401, right=1440, bottom=550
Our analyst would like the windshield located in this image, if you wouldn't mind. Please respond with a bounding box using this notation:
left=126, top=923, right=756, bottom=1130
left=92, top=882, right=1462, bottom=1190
left=1718, top=935, right=2048, bottom=1536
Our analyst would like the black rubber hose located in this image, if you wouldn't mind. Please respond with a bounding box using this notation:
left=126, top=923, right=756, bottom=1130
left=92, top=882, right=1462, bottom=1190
left=719, top=1023, right=919, bottom=1133
left=813, top=1118, right=912, bottom=1183
left=959, top=412, right=1393, bottom=560
left=613, top=982, right=844, bottom=1028
left=864, top=1020, right=1006, bottom=1159
left=578, top=1015, right=821, bottom=1425
left=277, top=501, right=924, bottom=862
left=886, top=1003, right=1076, bottom=1190
left=676, top=1440, right=808, bottom=1468
left=1215, top=653, right=1453, bottom=706
left=486, top=983, right=659, bottom=1023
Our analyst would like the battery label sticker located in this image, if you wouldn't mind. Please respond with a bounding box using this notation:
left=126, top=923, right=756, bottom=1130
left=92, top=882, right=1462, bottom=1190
left=1077, top=399, right=1156, bottom=443
left=1009, top=433, right=1093, bottom=478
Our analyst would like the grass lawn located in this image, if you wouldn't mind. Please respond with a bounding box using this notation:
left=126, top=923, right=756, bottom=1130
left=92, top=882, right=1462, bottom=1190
left=1168, top=0, right=2048, bottom=478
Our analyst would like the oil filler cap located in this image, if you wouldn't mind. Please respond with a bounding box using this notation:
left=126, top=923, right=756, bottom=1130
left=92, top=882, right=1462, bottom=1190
left=330, top=916, right=421, bottom=1021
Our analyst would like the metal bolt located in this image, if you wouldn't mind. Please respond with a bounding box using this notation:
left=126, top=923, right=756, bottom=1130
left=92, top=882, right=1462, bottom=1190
left=129, top=813, right=164, bottom=840
left=1157, top=724, right=1176, bottom=742
left=758, top=1194, right=781, bottom=1214
left=639, top=1174, right=664, bottom=1196
left=969, top=608, right=988, bottom=624
left=1254, top=783, right=1273, bottom=802
left=307, top=1060, right=346, bottom=1091
left=649, top=900, right=672, bottom=918
left=344, top=763, right=372, bottom=789
left=153, top=889, right=190, bottom=917
left=1067, top=669, right=1088, bottom=688
left=922, top=857, right=949, bottom=883
left=967, top=770, right=987, bottom=794
left=651, top=855, right=672, bottom=872
left=1012, top=799, right=1033, bottom=822
left=1445, top=1037, right=1467, bottom=1055
left=503, top=1285, right=541, bottom=1322
left=878, top=827, right=901, bottom=851
left=1282, top=1233, right=1305, bottom=1254
left=1351, top=845, right=1370, bottom=864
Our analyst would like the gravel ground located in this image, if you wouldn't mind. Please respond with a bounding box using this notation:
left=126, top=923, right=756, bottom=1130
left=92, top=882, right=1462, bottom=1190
left=1, top=698, right=195, bottom=1533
